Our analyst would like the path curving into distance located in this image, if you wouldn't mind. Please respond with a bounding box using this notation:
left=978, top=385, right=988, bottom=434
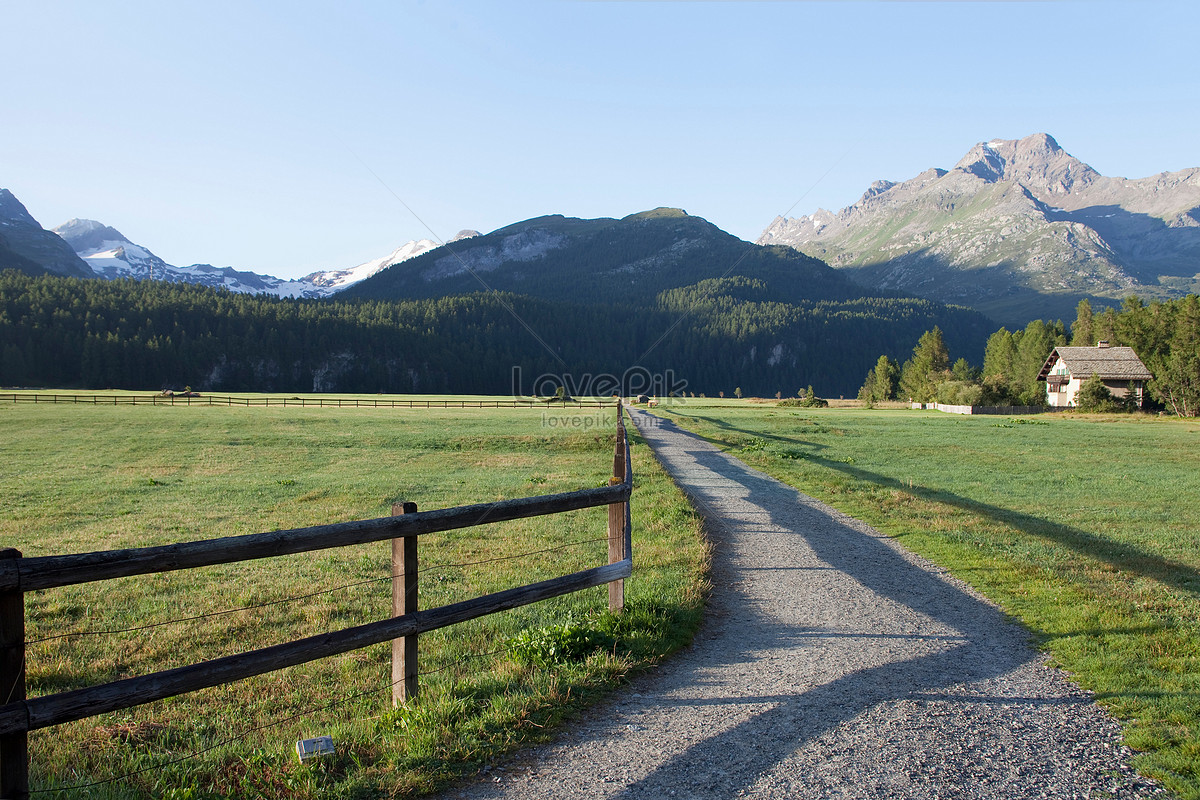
left=444, top=408, right=1165, bottom=799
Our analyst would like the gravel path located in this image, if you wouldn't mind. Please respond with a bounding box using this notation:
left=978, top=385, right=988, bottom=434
left=444, top=409, right=1166, bottom=799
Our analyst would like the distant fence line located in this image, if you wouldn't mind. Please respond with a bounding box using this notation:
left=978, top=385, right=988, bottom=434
left=911, top=402, right=1047, bottom=416
left=0, top=393, right=617, bottom=409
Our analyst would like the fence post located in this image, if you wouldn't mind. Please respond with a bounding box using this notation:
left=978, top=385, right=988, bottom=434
left=608, top=406, right=627, bottom=612
left=391, top=502, right=418, bottom=706
left=0, top=548, right=27, bottom=800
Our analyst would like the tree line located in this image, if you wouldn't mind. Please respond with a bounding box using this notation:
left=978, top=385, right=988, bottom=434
left=0, top=270, right=992, bottom=398
left=858, top=295, right=1200, bottom=416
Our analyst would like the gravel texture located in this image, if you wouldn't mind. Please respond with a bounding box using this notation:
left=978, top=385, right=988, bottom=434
left=443, top=409, right=1167, bottom=799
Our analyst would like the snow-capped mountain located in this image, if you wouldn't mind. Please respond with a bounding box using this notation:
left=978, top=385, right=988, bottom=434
left=301, top=231, right=478, bottom=293
left=53, top=219, right=172, bottom=280
left=302, top=239, right=441, bottom=293
left=51, top=217, right=473, bottom=298
left=53, top=218, right=327, bottom=297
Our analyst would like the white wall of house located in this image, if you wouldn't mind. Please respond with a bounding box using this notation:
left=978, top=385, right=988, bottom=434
left=1044, top=368, right=1145, bottom=408
left=1045, top=362, right=1077, bottom=407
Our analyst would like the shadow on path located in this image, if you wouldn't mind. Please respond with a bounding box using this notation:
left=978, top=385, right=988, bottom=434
left=659, top=407, right=1200, bottom=598
left=607, top=410, right=1118, bottom=797
left=446, top=410, right=1156, bottom=798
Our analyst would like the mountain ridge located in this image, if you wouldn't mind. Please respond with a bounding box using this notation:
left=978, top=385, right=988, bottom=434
left=4, top=203, right=995, bottom=396
left=339, top=207, right=996, bottom=395
left=0, top=190, right=94, bottom=279
left=343, top=207, right=863, bottom=307
left=758, top=133, right=1200, bottom=325
left=45, top=209, right=461, bottom=297
left=0, top=187, right=471, bottom=297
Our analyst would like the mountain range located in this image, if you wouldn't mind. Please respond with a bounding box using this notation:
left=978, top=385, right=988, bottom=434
left=0, top=188, right=469, bottom=298
left=758, top=133, right=1200, bottom=326
left=342, top=207, right=854, bottom=306
left=8, top=132, right=1197, bottom=332
left=1, top=205, right=996, bottom=396
left=338, top=207, right=996, bottom=394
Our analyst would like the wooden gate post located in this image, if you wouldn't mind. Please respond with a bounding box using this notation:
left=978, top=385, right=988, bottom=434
left=0, top=548, right=28, bottom=800
left=608, top=407, right=627, bottom=612
left=391, top=503, right=418, bottom=706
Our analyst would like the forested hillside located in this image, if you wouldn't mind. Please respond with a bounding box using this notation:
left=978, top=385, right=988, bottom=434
left=0, top=271, right=993, bottom=397
left=341, top=208, right=859, bottom=307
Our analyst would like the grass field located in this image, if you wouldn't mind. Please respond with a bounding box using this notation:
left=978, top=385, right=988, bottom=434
left=0, top=399, right=708, bottom=799
left=651, top=399, right=1200, bottom=799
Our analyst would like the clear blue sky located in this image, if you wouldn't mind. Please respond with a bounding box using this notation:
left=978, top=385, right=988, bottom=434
left=4, top=0, right=1197, bottom=280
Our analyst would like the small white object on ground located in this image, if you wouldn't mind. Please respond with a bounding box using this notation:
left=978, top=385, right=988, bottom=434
left=296, top=735, right=335, bottom=762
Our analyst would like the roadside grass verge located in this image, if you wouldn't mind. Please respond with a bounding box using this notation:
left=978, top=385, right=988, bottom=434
left=652, top=401, right=1200, bottom=799
left=0, top=401, right=708, bottom=798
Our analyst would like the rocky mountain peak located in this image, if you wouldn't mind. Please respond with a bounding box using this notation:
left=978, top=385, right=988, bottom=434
left=755, top=134, right=1200, bottom=326
left=0, top=189, right=94, bottom=278
left=855, top=180, right=897, bottom=206
left=953, top=133, right=1098, bottom=195
left=625, top=207, right=689, bottom=220
left=53, top=218, right=131, bottom=253
left=0, top=188, right=39, bottom=226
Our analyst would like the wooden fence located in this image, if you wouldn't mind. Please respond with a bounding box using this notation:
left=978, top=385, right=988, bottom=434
left=0, top=404, right=634, bottom=799
left=910, top=402, right=1047, bottom=416
left=0, top=393, right=617, bottom=409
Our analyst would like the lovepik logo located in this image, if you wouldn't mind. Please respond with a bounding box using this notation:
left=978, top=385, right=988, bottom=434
left=511, top=367, right=687, bottom=399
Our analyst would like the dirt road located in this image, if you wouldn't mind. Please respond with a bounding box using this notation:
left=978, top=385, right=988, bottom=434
left=443, top=408, right=1163, bottom=799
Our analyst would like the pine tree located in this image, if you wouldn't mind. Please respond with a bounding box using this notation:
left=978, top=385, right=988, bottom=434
left=1151, top=294, right=1200, bottom=416
left=1071, top=298, right=1095, bottom=346
left=1075, top=373, right=1118, bottom=412
left=1013, top=320, right=1065, bottom=405
left=899, top=327, right=949, bottom=401
left=872, top=355, right=899, bottom=400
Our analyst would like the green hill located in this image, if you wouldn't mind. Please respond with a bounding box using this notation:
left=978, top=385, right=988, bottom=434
left=342, top=208, right=858, bottom=307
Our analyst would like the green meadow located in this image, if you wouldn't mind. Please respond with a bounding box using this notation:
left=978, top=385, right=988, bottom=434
left=653, top=400, right=1200, bottom=799
left=0, top=399, right=708, bottom=798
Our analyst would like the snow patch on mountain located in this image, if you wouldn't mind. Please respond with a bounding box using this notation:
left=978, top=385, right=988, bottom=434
left=52, top=216, right=469, bottom=297
left=303, top=239, right=441, bottom=292
left=80, top=243, right=161, bottom=277
left=55, top=218, right=172, bottom=281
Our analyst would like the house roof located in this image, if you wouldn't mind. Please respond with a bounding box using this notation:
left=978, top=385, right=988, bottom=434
left=1037, top=346, right=1153, bottom=382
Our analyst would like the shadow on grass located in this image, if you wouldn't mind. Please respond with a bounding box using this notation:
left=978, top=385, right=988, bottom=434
left=661, top=409, right=832, bottom=454
left=658, top=408, right=1200, bottom=599
left=568, top=409, right=1137, bottom=798
left=1038, top=624, right=1168, bottom=640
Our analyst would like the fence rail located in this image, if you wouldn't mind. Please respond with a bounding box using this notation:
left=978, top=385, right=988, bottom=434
left=0, top=403, right=634, bottom=799
left=910, top=402, right=1048, bottom=416
left=0, top=393, right=617, bottom=409
left=1, top=485, right=629, bottom=593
